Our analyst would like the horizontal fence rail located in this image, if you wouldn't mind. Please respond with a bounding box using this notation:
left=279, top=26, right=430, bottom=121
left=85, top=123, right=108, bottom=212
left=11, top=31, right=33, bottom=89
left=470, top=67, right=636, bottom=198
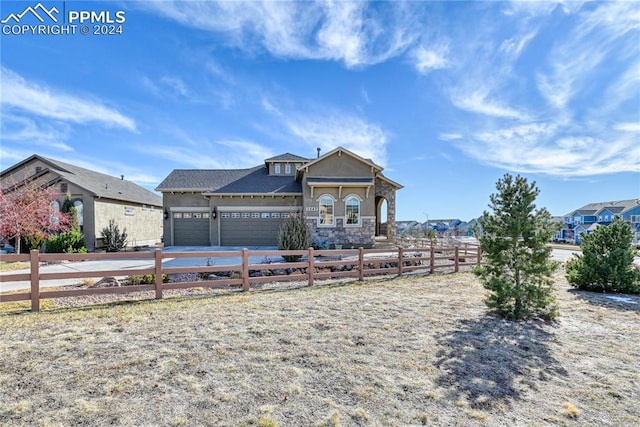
left=0, top=243, right=481, bottom=312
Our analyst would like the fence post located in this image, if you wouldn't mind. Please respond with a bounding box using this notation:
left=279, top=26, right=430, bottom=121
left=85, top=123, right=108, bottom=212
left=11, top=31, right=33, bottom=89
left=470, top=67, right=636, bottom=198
left=476, top=247, right=482, bottom=265
left=154, top=248, right=163, bottom=299
left=30, top=250, right=40, bottom=312
left=358, top=247, right=364, bottom=281
left=429, top=240, right=435, bottom=274
left=308, top=247, right=314, bottom=286
left=242, top=248, right=249, bottom=291
left=398, top=247, right=403, bottom=276
left=454, top=246, right=459, bottom=273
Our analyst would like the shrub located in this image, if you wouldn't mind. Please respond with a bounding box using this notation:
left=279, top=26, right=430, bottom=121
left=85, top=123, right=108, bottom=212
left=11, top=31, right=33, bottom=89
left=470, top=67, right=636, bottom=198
left=474, top=174, right=559, bottom=321
left=101, top=219, right=128, bottom=252
left=312, top=237, right=329, bottom=250
left=278, top=213, right=312, bottom=262
left=565, top=217, right=640, bottom=293
left=126, top=274, right=169, bottom=285
left=46, top=229, right=86, bottom=253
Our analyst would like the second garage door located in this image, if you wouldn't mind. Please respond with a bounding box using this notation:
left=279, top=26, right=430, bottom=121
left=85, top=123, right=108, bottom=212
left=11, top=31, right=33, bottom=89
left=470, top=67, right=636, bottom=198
left=173, top=212, right=210, bottom=246
left=220, top=212, right=288, bottom=246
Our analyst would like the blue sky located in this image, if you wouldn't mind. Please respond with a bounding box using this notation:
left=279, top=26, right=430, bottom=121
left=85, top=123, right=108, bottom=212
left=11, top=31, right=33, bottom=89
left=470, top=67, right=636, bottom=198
left=1, top=0, right=639, bottom=221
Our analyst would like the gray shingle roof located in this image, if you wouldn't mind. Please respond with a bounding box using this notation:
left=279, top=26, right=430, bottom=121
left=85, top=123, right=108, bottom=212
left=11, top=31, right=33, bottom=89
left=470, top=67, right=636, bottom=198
left=156, top=165, right=302, bottom=194
left=39, top=156, right=162, bottom=206
left=264, top=153, right=310, bottom=162
left=565, top=199, right=640, bottom=217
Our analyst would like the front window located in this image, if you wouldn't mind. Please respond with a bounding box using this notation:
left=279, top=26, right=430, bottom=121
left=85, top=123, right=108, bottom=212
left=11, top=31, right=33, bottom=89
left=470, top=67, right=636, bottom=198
left=285, top=164, right=291, bottom=174
left=345, top=196, right=360, bottom=225
left=319, top=196, right=334, bottom=225
left=73, top=200, right=84, bottom=229
left=274, top=164, right=281, bottom=174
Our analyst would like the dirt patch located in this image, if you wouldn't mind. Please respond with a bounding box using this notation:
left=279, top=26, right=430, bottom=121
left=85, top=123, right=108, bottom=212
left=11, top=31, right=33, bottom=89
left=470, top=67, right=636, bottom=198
left=0, top=271, right=638, bottom=426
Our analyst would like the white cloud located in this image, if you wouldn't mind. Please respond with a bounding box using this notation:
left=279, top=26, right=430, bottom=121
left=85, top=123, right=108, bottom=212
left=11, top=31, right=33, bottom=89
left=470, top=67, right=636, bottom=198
left=411, top=45, right=448, bottom=74
left=0, top=67, right=136, bottom=131
left=0, top=114, right=73, bottom=152
left=614, top=122, right=640, bottom=132
left=452, top=122, right=639, bottom=176
left=258, top=97, right=390, bottom=166
left=285, top=113, right=389, bottom=167
left=438, top=133, right=463, bottom=141
left=141, top=133, right=274, bottom=170
left=536, top=2, right=639, bottom=111
left=451, top=88, right=526, bottom=120
left=139, top=0, right=417, bottom=68
left=160, top=76, right=190, bottom=97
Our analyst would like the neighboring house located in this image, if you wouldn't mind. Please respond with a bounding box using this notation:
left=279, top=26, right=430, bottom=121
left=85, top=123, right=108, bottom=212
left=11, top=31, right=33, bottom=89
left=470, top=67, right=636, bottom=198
left=156, top=147, right=402, bottom=248
left=1, top=155, right=163, bottom=251
left=397, top=221, right=421, bottom=236
left=559, top=199, right=640, bottom=245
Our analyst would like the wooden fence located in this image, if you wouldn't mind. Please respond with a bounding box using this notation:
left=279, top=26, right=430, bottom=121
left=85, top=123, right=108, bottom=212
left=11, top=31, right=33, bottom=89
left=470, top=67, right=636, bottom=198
left=0, top=244, right=481, bottom=312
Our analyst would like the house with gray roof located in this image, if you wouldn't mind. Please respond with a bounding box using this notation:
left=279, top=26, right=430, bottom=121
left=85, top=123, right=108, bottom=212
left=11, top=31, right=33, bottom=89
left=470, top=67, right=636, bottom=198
left=559, top=199, right=640, bottom=244
left=1, top=155, right=163, bottom=251
left=156, top=146, right=402, bottom=247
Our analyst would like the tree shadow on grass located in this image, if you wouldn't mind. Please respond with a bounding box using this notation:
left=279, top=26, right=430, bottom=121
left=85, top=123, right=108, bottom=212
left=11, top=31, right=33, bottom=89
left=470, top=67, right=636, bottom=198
left=567, top=289, right=640, bottom=313
left=435, top=315, right=567, bottom=409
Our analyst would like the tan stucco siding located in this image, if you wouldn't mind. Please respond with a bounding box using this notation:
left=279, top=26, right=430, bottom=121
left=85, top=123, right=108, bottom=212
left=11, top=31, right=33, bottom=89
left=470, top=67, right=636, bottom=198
left=305, top=152, right=373, bottom=177
left=94, top=199, right=163, bottom=249
left=302, top=187, right=374, bottom=218
left=268, top=162, right=301, bottom=175
left=0, top=159, right=51, bottom=185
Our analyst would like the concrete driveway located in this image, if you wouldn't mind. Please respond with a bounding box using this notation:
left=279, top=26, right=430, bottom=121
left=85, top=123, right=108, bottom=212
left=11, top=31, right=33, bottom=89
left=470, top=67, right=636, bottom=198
left=0, top=246, right=280, bottom=293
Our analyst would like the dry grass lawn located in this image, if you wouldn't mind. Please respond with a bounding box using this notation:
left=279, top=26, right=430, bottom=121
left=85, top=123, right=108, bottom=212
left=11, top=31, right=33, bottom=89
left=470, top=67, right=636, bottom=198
left=1, top=271, right=639, bottom=426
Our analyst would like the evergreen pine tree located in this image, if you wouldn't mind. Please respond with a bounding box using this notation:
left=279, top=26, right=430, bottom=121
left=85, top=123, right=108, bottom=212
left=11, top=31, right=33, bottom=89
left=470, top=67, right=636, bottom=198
left=474, top=174, right=560, bottom=321
left=566, top=217, right=640, bottom=293
left=278, top=213, right=312, bottom=262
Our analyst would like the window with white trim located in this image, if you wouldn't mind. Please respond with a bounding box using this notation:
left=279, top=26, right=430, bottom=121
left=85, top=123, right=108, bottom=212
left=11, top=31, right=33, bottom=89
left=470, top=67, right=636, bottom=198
left=285, top=164, right=291, bottom=174
left=251, top=212, right=260, bottom=218
left=221, top=212, right=231, bottom=218
left=274, top=164, right=281, bottom=174
left=242, top=212, right=250, bottom=218
left=345, top=196, right=360, bottom=225
left=231, top=212, right=240, bottom=218
left=319, top=196, right=334, bottom=225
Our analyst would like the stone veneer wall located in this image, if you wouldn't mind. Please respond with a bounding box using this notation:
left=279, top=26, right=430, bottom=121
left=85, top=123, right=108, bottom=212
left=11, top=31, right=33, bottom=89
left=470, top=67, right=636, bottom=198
left=375, top=177, right=398, bottom=240
left=306, top=218, right=376, bottom=249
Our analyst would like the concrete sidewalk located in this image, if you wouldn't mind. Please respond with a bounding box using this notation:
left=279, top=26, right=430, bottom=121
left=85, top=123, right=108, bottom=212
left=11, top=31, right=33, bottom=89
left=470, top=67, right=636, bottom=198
left=0, top=246, right=281, bottom=293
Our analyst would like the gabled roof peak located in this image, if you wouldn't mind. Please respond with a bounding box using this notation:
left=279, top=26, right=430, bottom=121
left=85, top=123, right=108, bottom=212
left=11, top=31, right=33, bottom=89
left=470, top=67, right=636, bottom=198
left=264, top=153, right=310, bottom=163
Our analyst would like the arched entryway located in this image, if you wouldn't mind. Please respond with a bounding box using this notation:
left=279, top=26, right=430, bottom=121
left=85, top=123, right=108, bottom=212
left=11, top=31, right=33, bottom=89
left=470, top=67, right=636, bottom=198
left=375, top=196, right=388, bottom=237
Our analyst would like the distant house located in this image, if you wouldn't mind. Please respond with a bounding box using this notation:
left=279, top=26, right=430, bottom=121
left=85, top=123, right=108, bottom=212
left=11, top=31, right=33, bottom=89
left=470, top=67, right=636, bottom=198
left=1, top=155, right=163, bottom=251
left=397, top=221, right=422, bottom=236
left=156, top=147, right=402, bottom=248
left=559, top=199, right=640, bottom=245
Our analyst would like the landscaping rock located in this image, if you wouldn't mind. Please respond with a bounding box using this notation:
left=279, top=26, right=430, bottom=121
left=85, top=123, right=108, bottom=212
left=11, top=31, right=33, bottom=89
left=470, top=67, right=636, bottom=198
left=92, top=277, right=121, bottom=287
